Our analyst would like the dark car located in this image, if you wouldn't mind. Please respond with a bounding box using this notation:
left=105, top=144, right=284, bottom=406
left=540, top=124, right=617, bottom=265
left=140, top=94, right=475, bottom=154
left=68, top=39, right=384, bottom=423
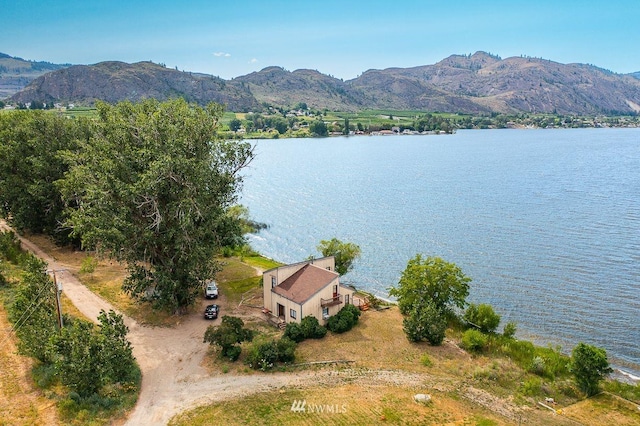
left=204, top=304, right=219, bottom=320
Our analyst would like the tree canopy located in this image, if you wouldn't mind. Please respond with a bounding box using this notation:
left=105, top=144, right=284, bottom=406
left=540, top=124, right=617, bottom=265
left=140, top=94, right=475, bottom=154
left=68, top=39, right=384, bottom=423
left=571, top=342, right=613, bottom=396
left=389, top=254, right=471, bottom=317
left=316, top=238, right=361, bottom=276
left=0, top=110, right=85, bottom=243
left=390, top=255, right=471, bottom=345
left=58, top=99, right=254, bottom=312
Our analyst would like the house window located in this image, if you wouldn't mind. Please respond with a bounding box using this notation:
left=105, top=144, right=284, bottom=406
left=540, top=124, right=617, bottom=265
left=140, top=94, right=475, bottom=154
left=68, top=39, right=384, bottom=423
left=271, top=276, right=276, bottom=288
left=345, top=294, right=350, bottom=305
left=322, top=307, right=329, bottom=319
left=290, top=309, right=297, bottom=320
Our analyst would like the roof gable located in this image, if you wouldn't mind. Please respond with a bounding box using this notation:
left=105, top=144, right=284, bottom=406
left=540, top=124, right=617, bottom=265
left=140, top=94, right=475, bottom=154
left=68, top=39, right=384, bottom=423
left=272, top=263, right=338, bottom=304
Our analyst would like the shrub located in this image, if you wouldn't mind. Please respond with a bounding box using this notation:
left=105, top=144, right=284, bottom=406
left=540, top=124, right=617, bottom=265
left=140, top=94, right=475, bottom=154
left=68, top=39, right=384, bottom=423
left=0, top=231, right=25, bottom=264
left=300, top=315, right=327, bottom=339
left=224, top=345, right=242, bottom=362
left=283, top=322, right=305, bottom=343
left=79, top=256, right=98, bottom=274
left=500, top=339, right=535, bottom=368
left=246, top=337, right=296, bottom=370
left=503, top=321, right=517, bottom=338
left=420, top=354, right=433, bottom=367
left=275, top=337, right=296, bottom=363
left=402, top=300, right=447, bottom=345
left=327, top=304, right=361, bottom=334
left=520, top=377, right=543, bottom=397
left=464, top=303, right=501, bottom=333
left=203, top=315, right=254, bottom=361
left=530, top=356, right=546, bottom=376
left=461, top=329, right=488, bottom=353
left=570, top=342, right=612, bottom=396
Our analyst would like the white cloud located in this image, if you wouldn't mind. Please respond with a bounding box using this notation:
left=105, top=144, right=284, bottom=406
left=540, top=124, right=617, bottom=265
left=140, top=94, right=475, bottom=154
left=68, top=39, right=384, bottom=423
left=213, top=52, right=231, bottom=57
left=248, top=58, right=258, bottom=64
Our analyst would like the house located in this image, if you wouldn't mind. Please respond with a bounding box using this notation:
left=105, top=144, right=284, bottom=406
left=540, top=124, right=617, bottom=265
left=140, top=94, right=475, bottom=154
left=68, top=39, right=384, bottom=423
left=262, top=256, right=355, bottom=326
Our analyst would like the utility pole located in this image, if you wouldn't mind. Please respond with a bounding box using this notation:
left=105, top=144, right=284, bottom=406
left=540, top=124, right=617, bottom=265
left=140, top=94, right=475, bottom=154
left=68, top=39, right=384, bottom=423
left=47, top=269, right=64, bottom=329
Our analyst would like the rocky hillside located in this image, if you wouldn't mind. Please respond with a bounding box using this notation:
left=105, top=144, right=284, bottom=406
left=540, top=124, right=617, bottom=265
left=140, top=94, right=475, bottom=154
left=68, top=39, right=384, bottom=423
left=10, top=61, right=260, bottom=111
left=8, top=52, right=640, bottom=115
left=0, top=53, right=70, bottom=98
left=373, top=52, right=640, bottom=115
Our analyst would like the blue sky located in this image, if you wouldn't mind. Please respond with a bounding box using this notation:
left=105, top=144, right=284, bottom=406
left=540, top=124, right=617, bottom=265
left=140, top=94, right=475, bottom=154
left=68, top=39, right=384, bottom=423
left=2, top=0, right=639, bottom=80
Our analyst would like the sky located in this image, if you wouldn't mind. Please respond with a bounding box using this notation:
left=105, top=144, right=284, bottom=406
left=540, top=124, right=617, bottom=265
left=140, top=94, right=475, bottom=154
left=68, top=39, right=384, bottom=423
left=2, top=0, right=639, bottom=80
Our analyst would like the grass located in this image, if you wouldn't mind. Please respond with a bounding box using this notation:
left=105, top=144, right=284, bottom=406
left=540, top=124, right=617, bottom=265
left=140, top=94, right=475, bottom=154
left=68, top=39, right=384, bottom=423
left=169, top=383, right=509, bottom=426
left=0, top=249, right=138, bottom=426
left=0, top=279, right=60, bottom=426
left=241, top=254, right=282, bottom=271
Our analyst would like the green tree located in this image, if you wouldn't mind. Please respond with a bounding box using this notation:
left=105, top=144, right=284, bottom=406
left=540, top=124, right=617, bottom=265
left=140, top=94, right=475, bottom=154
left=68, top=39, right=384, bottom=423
left=389, top=255, right=471, bottom=317
left=464, top=303, right=501, bottom=333
left=203, top=315, right=254, bottom=361
left=9, top=256, right=58, bottom=363
left=95, top=309, right=137, bottom=385
left=53, top=319, right=104, bottom=397
left=228, top=118, right=242, bottom=132
left=390, top=255, right=470, bottom=346
left=402, top=299, right=447, bottom=345
left=309, top=119, right=328, bottom=136
left=273, top=118, right=288, bottom=135
left=58, top=99, right=253, bottom=312
left=0, top=110, right=83, bottom=242
left=52, top=311, right=136, bottom=398
left=316, top=238, right=361, bottom=276
left=570, top=342, right=613, bottom=396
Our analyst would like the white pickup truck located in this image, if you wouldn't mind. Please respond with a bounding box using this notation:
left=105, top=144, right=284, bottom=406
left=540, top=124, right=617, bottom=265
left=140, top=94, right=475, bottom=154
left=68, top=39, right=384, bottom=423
left=204, top=281, right=219, bottom=299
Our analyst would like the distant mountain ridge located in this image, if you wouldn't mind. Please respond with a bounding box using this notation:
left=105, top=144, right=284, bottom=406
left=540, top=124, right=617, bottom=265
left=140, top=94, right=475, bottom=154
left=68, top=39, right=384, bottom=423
left=10, top=60, right=260, bottom=111
left=6, top=51, right=640, bottom=115
left=0, top=53, right=71, bottom=98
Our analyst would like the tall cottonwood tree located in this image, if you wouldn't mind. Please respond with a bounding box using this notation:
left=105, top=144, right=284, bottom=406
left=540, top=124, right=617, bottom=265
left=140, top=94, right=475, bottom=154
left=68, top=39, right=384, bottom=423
left=0, top=110, right=85, bottom=243
left=59, top=99, right=253, bottom=312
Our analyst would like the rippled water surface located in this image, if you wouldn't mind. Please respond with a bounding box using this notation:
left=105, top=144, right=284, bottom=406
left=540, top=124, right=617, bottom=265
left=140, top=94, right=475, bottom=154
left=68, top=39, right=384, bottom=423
left=241, top=128, right=640, bottom=374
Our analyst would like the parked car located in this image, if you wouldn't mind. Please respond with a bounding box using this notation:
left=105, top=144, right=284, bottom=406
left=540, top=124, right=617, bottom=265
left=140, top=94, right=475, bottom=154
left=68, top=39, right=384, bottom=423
left=204, top=304, right=219, bottom=320
left=204, top=281, right=218, bottom=299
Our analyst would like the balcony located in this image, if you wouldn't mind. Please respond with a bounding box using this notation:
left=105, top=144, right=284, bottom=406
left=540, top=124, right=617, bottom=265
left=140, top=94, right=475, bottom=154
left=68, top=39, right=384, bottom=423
left=321, top=294, right=343, bottom=307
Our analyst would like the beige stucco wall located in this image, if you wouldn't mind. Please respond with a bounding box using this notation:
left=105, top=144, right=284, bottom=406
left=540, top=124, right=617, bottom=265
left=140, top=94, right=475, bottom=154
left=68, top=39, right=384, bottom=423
left=270, top=292, right=303, bottom=323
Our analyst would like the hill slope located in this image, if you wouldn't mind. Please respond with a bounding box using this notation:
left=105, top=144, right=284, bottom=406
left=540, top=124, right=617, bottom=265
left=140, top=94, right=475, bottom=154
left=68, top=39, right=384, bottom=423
left=10, top=61, right=260, bottom=111
left=0, top=53, right=70, bottom=98
left=8, top=52, right=640, bottom=115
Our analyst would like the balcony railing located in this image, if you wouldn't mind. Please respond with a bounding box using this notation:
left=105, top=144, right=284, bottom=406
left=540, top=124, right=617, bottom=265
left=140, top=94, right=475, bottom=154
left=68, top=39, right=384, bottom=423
left=321, top=294, right=343, bottom=307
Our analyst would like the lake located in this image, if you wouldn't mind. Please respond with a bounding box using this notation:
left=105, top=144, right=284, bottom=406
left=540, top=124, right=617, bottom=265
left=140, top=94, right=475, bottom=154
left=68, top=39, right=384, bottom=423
left=240, top=128, right=640, bottom=377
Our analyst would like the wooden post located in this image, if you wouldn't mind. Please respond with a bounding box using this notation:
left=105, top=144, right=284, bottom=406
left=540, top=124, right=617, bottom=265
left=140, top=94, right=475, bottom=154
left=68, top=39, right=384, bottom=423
left=50, top=270, right=63, bottom=329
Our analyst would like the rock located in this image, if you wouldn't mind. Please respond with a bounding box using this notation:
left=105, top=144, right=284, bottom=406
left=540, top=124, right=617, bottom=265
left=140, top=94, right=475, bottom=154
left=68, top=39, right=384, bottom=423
left=414, top=393, right=431, bottom=404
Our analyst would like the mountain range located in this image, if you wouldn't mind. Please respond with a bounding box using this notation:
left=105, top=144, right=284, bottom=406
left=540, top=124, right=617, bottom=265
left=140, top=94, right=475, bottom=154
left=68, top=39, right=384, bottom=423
left=4, top=51, right=640, bottom=115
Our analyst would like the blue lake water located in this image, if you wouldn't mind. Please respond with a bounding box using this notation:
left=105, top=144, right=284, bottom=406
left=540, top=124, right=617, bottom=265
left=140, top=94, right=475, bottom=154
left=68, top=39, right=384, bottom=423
left=240, top=128, right=640, bottom=376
